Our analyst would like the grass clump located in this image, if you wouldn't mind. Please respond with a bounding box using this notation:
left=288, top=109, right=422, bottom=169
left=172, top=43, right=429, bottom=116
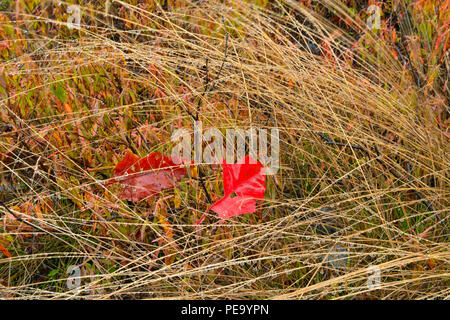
left=0, top=0, right=448, bottom=299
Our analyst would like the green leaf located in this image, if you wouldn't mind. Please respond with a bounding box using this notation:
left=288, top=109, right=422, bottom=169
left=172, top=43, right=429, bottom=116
left=48, top=269, right=59, bottom=278
left=2, top=23, right=14, bottom=36
left=51, top=84, right=66, bottom=103
left=0, top=0, right=10, bottom=11
left=348, top=7, right=357, bottom=17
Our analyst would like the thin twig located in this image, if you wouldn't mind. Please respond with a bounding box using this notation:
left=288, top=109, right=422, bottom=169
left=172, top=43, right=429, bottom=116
left=195, top=22, right=229, bottom=120
left=187, top=21, right=229, bottom=204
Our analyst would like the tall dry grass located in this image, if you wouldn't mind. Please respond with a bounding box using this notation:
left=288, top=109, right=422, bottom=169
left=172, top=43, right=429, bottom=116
left=0, top=0, right=448, bottom=299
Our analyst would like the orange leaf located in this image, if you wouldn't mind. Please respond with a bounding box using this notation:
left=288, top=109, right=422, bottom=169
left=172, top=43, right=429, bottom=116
left=0, top=243, right=12, bottom=258
left=63, top=103, right=73, bottom=114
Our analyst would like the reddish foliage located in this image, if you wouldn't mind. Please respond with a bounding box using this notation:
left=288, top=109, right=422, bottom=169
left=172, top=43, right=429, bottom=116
left=0, top=243, right=12, bottom=258
left=108, top=151, right=187, bottom=201
left=210, top=156, right=266, bottom=219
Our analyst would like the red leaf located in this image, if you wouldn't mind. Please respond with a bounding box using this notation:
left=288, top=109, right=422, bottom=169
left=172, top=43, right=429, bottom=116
left=210, top=156, right=266, bottom=219
left=0, top=243, right=12, bottom=258
left=109, top=151, right=187, bottom=202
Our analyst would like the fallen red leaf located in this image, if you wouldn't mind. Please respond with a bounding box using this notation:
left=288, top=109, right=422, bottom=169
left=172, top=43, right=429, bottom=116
left=108, top=151, right=187, bottom=202
left=210, top=156, right=266, bottom=219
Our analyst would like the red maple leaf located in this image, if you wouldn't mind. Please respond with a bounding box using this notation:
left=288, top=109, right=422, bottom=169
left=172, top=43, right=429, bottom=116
left=108, top=151, right=187, bottom=202
left=210, top=156, right=266, bottom=219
